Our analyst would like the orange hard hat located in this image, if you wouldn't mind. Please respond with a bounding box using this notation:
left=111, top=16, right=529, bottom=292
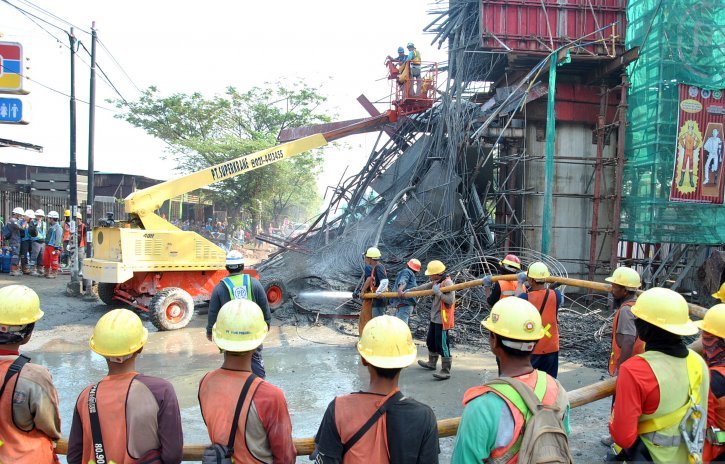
left=500, top=254, right=521, bottom=271
left=407, top=259, right=421, bottom=272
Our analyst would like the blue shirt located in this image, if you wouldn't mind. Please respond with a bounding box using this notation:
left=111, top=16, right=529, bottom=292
left=393, top=268, right=417, bottom=307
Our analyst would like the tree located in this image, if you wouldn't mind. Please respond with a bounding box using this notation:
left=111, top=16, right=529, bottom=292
left=113, top=82, right=331, bottom=234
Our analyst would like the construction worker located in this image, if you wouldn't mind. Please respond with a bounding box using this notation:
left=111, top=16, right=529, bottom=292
left=452, top=297, right=570, bottom=463
left=62, top=209, right=71, bottom=252
left=406, top=42, right=421, bottom=95
left=408, top=260, right=456, bottom=380
left=67, top=308, right=183, bottom=464
left=20, top=209, right=35, bottom=274
left=31, top=209, right=46, bottom=277
left=0, top=285, right=62, bottom=463
left=200, top=299, right=296, bottom=463
left=313, top=315, right=439, bottom=463
left=609, top=287, right=708, bottom=463
left=394, top=258, right=421, bottom=324
left=353, top=247, right=389, bottom=335
left=207, top=250, right=270, bottom=378
left=75, top=212, right=87, bottom=275
left=712, top=282, right=725, bottom=303
left=6, top=207, right=24, bottom=276
left=43, top=211, right=63, bottom=279
left=695, top=304, right=725, bottom=463
left=606, top=267, right=645, bottom=376
left=515, top=261, right=563, bottom=378
left=482, top=253, right=521, bottom=306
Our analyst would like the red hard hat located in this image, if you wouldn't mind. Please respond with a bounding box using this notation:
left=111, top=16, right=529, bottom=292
left=500, top=254, right=521, bottom=270
left=407, top=259, right=421, bottom=272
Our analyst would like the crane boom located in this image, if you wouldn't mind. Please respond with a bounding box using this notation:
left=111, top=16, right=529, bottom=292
left=123, top=134, right=328, bottom=230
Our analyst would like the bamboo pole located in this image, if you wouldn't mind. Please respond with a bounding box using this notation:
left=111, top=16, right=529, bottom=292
left=53, top=377, right=618, bottom=459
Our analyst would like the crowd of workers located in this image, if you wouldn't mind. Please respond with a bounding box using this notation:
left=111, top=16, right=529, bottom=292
left=2, top=246, right=725, bottom=463
left=2, top=207, right=87, bottom=278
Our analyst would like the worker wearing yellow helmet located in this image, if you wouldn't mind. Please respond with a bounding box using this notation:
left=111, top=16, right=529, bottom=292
left=406, top=259, right=456, bottom=380
left=452, top=298, right=571, bottom=463
left=695, top=304, right=725, bottom=462
left=713, top=283, right=725, bottom=303
left=609, top=288, right=708, bottom=463
left=353, top=246, right=389, bottom=336
left=313, top=316, right=439, bottom=463
left=606, top=267, right=644, bottom=377
left=0, top=285, right=61, bottom=463
left=68, top=309, right=183, bottom=463
left=200, top=299, right=296, bottom=463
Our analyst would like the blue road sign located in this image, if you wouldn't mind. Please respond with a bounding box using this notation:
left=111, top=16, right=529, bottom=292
left=0, top=97, right=23, bottom=123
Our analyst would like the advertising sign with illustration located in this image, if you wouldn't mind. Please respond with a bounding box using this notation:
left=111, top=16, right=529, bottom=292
left=670, top=84, right=725, bottom=204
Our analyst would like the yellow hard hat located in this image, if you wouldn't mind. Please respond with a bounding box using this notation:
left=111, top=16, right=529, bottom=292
left=0, top=285, right=44, bottom=325
left=712, top=283, right=725, bottom=303
left=75, top=212, right=82, bottom=219
left=482, top=297, right=545, bottom=341
left=695, top=304, right=725, bottom=339
left=365, top=247, right=381, bottom=259
left=212, top=299, right=268, bottom=352
left=357, top=315, right=416, bottom=368
left=605, top=267, right=641, bottom=290
left=89, top=309, right=148, bottom=357
left=527, top=261, right=550, bottom=280
left=631, top=287, right=699, bottom=336
left=64, top=209, right=71, bottom=217
left=425, top=260, right=446, bottom=276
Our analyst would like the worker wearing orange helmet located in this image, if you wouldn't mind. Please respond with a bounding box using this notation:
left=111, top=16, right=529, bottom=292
left=482, top=253, right=522, bottom=306
left=394, top=258, right=421, bottom=324
left=695, top=305, right=725, bottom=463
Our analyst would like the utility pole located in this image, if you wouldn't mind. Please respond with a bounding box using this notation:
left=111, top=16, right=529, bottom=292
left=84, top=22, right=97, bottom=298
left=68, top=27, right=80, bottom=294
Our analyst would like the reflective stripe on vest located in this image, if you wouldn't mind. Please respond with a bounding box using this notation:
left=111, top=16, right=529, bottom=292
left=705, top=366, right=725, bottom=462
left=410, top=49, right=421, bottom=65
left=608, top=300, right=645, bottom=376
left=527, top=289, right=559, bottom=355
left=499, top=280, right=518, bottom=299
left=223, top=274, right=254, bottom=301
left=199, top=369, right=264, bottom=463
left=637, top=350, right=708, bottom=463
left=0, top=359, right=56, bottom=463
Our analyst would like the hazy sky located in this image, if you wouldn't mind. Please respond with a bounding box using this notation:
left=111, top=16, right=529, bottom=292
left=0, top=0, right=448, bottom=196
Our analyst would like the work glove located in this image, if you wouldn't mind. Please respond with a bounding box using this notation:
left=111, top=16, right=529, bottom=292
left=481, top=275, right=493, bottom=288
left=376, top=279, right=389, bottom=295
left=517, top=271, right=528, bottom=283
left=432, top=283, right=441, bottom=295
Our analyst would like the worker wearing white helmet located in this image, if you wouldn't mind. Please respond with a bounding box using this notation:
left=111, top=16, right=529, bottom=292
left=42, top=212, right=63, bottom=279
left=206, top=250, right=271, bottom=378
left=5, top=208, right=25, bottom=275
left=18, top=209, right=36, bottom=274
left=30, top=210, right=46, bottom=276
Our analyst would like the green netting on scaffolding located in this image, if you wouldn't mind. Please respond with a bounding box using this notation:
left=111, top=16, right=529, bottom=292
left=621, top=0, right=725, bottom=244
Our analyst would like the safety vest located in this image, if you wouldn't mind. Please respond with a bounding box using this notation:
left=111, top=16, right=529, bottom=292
left=637, top=350, right=708, bottom=463
left=0, top=358, right=57, bottom=464
left=62, top=222, right=70, bottom=242
left=223, top=274, right=254, bottom=301
left=499, top=280, right=518, bottom=299
left=199, top=369, right=265, bottom=464
left=705, top=366, right=725, bottom=463
left=608, top=300, right=645, bottom=376
left=462, top=370, right=564, bottom=463
left=77, top=223, right=87, bottom=247
left=33, top=220, right=46, bottom=241
left=410, top=49, right=421, bottom=65
left=527, top=289, right=559, bottom=355
left=334, top=390, right=397, bottom=463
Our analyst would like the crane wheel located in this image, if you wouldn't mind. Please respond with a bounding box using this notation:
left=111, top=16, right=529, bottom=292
left=149, top=287, right=194, bottom=331
left=263, top=278, right=287, bottom=312
left=97, top=283, right=117, bottom=306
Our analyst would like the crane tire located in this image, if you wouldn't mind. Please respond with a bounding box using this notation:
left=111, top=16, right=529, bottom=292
left=149, top=287, right=194, bottom=331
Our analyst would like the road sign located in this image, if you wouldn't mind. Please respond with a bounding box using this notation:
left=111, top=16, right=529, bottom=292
left=0, top=97, right=27, bottom=124
left=0, top=42, right=25, bottom=94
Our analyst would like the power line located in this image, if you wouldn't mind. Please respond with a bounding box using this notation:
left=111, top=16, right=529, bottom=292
left=78, top=41, right=128, bottom=104
left=97, top=38, right=142, bottom=93
left=14, top=0, right=89, bottom=34
left=0, top=0, right=68, bottom=35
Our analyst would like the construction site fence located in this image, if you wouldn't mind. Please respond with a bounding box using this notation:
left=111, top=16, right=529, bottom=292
left=0, top=190, right=126, bottom=227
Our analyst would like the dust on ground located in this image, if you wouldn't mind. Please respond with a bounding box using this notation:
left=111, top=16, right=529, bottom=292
left=3, top=273, right=613, bottom=463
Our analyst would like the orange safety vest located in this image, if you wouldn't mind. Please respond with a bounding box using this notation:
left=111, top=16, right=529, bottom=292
left=0, top=359, right=57, bottom=464
left=705, top=366, right=725, bottom=463
left=499, top=280, right=518, bottom=300
left=198, top=370, right=265, bottom=464
left=527, top=289, right=559, bottom=355
left=334, top=390, right=397, bottom=463
left=62, top=223, right=70, bottom=242
left=463, top=370, right=560, bottom=463
left=608, top=300, right=645, bottom=376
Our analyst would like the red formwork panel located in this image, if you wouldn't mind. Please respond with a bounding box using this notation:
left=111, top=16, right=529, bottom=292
left=480, top=0, right=627, bottom=55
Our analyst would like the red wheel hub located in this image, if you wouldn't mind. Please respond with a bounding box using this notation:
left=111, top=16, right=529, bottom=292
left=166, top=303, right=184, bottom=323
left=267, top=286, right=282, bottom=306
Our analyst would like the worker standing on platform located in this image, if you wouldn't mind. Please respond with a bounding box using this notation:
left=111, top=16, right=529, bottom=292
left=609, top=288, right=708, bottom=463
left=452, top=297, right=571, bottom=463
left=394, top=258, right=421, bottom=324
left=43, top=211, right=63, bottom=279
left=207, top=250, right=270, bottom=378
left=30, top=209, right=46, bottom=277
left=482, top=253, right=522, bottom=306
left=408, top=260, right=456, bottom=380
left=515, top=262, right=563, bottom=378
left=406, top=43, right=421, bottom=95
left=695, top=304, right=725, bottom=463
left=606, top=267, right=644, bottom=376
left=67, top=309, right=183, bottom=464
left=353, top=247, right=389, bottom=335
left=313, top=315, right=439, bottom=463
left=200, top=299, right=296, bottom=463
left=0, top=285, right=62, bottom=463
left=6, top=207, right=24, bottom=276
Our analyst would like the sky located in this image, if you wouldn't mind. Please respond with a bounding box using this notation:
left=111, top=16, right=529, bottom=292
left=0, top=0, right=448, bottom=198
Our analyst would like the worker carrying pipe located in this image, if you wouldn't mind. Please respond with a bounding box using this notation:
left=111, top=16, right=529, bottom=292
left=481, top=253, right=522, bottom=304
left=352, top=247, right=389, bottom=336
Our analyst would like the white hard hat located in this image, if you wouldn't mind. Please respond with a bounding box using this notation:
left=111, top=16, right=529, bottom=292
left=12, top=207, right=24, bottom=215
left=225, top=250, right=244, bottom=266
left=47, top=211, right=59, bottom=219
left=35, top=209, right=45, bottom=217
left=24, top=209, right=35, bottom=219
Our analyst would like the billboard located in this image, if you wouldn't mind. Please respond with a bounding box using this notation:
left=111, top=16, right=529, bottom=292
left=0, top=42, right=24, bottom=93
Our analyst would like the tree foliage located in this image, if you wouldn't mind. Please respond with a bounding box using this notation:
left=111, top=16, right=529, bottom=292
left=114, top=83, right=331, bottom=230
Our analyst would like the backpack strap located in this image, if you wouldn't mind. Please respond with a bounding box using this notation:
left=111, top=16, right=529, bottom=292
left=0, top=354, right=31, bottom=400
left=537, top=289, right=551, bottom=315
left=227, top=373, right=258, bottom=453
left=487, top=372, right=550, bottom=419
left=342, top=391, right=403, bottom=456
left=88, top=381, right=107, bottom=464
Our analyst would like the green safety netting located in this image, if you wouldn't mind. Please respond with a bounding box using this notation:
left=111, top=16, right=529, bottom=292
left=621, top=0, right=725, bottom=243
